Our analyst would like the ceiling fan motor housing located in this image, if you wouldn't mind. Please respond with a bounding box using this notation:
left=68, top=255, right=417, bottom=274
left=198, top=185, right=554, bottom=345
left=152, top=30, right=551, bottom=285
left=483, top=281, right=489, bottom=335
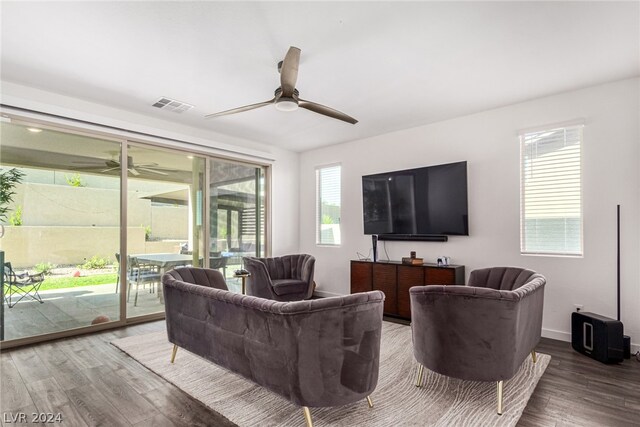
left=274, top=88, right=300, bottom=111
left=274, top=88, right=299, bottom=99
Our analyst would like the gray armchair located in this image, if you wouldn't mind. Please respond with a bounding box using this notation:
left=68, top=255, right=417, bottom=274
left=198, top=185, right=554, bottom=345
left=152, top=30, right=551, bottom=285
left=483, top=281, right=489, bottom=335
left=410, top=267, right=546, bottom=415
left=242, top=254, right=315, bottom=301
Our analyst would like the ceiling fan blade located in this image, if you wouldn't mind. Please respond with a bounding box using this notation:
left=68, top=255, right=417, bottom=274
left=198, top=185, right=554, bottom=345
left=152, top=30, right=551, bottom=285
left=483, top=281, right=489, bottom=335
left=71, top=166, right=105, bottom=171
left=137, top=167, right=169, bottom=176
left=298, top=99, right=358, bottom=124
left=129, top=168, right=141, bottom=176
left=71, top=161, right=104, bottom=165
left=205, top=99, right=275, bottom=119
left=280, top=46, right=301, bottom=97
left=100, top=167, right=120, bottom=173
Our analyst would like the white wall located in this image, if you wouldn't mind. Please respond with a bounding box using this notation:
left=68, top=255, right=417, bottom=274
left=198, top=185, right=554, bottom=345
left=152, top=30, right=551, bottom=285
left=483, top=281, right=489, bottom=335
left=0, top=81, right=300, bottom=258
left=299, top=78, right=640, bottom=348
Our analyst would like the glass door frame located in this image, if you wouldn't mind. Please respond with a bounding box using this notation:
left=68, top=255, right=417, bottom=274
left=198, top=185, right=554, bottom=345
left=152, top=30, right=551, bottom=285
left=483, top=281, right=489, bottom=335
left=0, top=115, right=130, bottom=348
left=206, top=158, right=269, bottom=271
left=123, top=141, right=207, bottom=321
left=0, top=111, right=272, bottom=349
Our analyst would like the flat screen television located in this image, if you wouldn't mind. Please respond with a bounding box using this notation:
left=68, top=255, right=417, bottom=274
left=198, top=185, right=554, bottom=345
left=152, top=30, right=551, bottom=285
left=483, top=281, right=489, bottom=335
left=362, top=161, right=468, bottom=237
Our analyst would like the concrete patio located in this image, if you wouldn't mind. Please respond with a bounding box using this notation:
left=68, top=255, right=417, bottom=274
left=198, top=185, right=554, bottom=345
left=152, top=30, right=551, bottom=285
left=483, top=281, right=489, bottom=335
left=2, top=275, right=243, bottom=341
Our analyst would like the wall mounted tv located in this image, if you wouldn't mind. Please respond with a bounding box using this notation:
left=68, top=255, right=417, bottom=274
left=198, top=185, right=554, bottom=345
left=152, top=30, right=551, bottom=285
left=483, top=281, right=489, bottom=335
left=362, top=161, right=468, bottom=239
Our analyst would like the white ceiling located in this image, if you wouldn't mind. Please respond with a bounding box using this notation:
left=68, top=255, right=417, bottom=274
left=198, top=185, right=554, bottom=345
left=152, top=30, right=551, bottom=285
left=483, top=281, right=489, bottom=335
left=1, top=2, right=638, bottom=152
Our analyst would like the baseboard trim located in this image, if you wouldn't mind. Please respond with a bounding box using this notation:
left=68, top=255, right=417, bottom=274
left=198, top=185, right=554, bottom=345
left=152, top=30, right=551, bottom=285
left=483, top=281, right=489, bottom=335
left=541, top=327, right=571, bottom=342
left=543, top=327, right=640, bottom=354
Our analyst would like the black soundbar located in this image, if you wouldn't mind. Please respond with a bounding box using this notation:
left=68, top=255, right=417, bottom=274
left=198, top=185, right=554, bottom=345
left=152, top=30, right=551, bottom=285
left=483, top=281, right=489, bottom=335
left=377, top=234, right=448, bottom=242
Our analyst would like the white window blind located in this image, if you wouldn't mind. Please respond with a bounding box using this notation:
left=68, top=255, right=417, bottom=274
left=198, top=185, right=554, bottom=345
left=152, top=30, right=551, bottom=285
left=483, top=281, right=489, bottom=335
left=316, top=164, right=341, bottom=245
left=520, top=125, right=583, bottom=256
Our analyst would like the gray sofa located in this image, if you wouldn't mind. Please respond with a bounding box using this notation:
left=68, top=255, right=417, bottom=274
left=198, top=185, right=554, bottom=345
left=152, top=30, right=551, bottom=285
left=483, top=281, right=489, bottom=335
left=163, top=267, right=384, bottom=427
left=410, top=267, right=546, bottom=415
left=243, top=254, right=315, bottom=301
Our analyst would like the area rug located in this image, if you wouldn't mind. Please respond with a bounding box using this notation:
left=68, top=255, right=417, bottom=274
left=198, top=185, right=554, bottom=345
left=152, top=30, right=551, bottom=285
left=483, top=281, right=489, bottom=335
left=112, top=322, right=549, bottom=426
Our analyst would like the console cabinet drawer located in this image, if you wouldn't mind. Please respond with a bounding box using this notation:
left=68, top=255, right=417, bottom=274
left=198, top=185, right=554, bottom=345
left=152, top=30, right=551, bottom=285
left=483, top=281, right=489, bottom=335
left=351, top=261, right=372, bottom=293
left=350, top=261, right=465, bottom=320
left=372, top=263, right=397, bottom=315
left=397, top=266, right=424, bottom=318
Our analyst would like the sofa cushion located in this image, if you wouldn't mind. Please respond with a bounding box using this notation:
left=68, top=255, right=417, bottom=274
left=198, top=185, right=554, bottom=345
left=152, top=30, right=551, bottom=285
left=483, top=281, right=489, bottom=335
left=272, top=279, right=307, bottom=296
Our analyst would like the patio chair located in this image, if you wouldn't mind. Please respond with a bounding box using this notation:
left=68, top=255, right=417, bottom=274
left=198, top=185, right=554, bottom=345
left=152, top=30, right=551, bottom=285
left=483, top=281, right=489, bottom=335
left=209, top=256, right=228, bottom=278
left=3, top=262, right=45, bottom=308
left=127, top=256, right=161, bottom=306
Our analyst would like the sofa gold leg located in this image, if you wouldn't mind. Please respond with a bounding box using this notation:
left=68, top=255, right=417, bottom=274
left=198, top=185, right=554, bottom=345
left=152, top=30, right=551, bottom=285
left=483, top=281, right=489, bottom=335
left=170, top=344, right=178, bottom=363
left=531, top=350, right=537, bottom=364
left=415, top=364, right=424, bottom=387
left=497, top=380, right=504, bottom=415
left=302, top=407, right=313, bottom=427
left=366, top=396, right=374, bottom=408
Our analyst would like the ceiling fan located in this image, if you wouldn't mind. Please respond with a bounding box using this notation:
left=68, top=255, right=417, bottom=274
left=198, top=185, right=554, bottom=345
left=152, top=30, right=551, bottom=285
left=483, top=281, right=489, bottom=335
left=72, top=155, right=171, bottom=176
left=205, top=46, right=358, bottom=124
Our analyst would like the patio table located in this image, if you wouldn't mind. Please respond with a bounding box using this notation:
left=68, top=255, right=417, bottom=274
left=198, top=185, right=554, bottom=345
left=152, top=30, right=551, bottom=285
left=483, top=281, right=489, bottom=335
left=131, top=253, right=195, bottom=304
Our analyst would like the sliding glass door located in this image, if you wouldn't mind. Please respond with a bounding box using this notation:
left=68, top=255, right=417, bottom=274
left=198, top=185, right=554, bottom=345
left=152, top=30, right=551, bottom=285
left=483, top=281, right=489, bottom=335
left=209, top=159, right=266, bottom=292
left=0, top=115, right=269, bottom=346
left=125, top=144, right=205, bottom=318
left=0, top=121, right=122, bottom=341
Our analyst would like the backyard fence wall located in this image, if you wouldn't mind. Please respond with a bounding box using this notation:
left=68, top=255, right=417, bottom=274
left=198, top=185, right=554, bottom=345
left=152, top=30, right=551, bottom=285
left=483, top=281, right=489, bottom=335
left=1, top=226, right=146, bottom=268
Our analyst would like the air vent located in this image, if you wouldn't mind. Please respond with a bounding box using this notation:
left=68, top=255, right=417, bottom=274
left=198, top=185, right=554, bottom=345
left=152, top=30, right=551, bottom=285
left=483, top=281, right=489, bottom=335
left=152, top=97, right=194, bottom=113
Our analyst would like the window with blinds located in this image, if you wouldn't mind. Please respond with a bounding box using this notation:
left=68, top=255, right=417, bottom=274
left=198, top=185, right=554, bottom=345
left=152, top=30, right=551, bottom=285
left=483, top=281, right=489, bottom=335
left=520, top=125, right=583, bottom=256
left=316, top=164, right=341, bottom=245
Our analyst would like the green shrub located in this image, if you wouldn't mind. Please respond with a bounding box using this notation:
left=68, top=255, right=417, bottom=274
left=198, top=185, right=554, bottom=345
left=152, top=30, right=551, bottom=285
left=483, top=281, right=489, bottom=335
left=34, top=262, right=56, bottom=275
left=65, top=173, right=85, bottom=187
left=81, top=255, right=110, bottom=270
left=143, top=225, right=152, bottom=241
left=9, top=205, right=23, bottom=226
left=0, top=168, right=25, bottom=222
left=321, top=214, right=334, bottom=224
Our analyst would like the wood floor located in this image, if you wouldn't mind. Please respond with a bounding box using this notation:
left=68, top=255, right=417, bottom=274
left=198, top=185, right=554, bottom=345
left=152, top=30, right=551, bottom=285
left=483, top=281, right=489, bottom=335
left=520, top=338, right=640, bottom=427
left=1, top=321, right=638, bottom=427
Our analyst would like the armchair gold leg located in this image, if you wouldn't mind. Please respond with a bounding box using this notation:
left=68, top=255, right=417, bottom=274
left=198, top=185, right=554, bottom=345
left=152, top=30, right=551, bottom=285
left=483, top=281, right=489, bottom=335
left=302, top=407, right=313, bottom=427
left=531, top=350, right=537, bottom=364
left=497, top=380, right=504, bottom=415
left=415, top=364, right=424, bottom=387
left=366, top=395, right=374, bottom=408
left=170, top=344, right=178, bottom=364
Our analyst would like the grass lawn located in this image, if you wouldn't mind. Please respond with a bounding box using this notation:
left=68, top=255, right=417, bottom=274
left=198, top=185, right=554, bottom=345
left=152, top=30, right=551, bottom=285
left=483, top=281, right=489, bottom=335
left=39, top=273, right=118, bottom=291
